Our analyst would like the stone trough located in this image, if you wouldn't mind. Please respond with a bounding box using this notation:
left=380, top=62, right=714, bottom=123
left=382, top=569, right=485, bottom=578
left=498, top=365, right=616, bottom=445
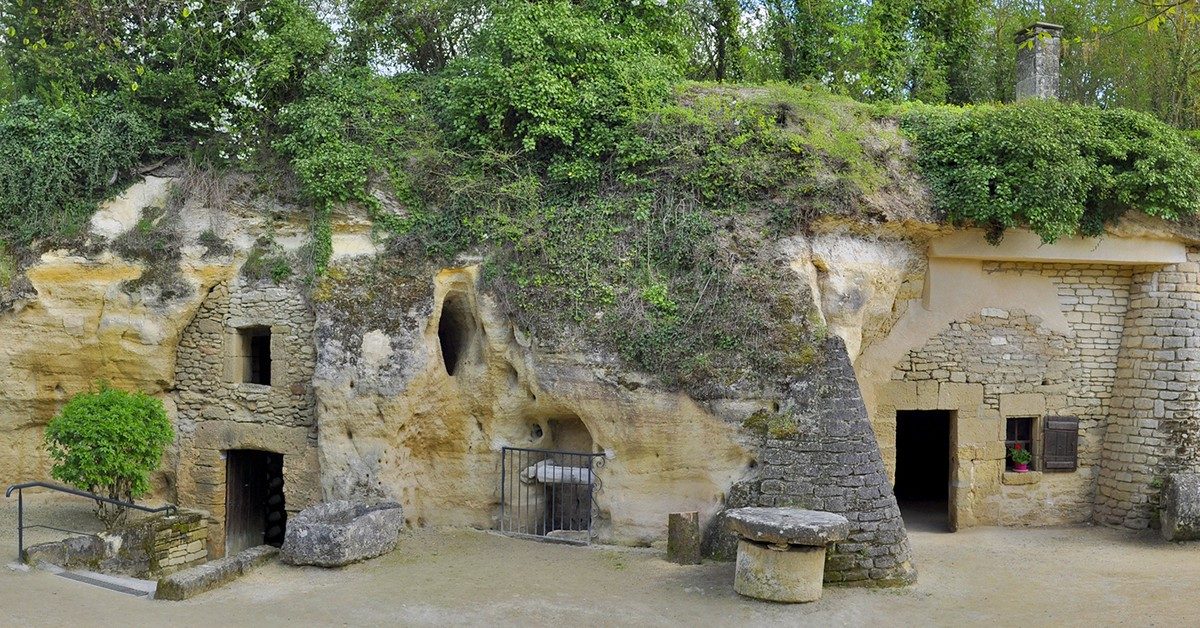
left=281, top=500, right=405, bottom=567
left=725, top=507, right=849, bottom=603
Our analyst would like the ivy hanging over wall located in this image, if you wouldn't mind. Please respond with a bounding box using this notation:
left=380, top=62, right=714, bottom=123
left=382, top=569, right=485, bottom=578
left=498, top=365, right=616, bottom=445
left=902, top=100, right=1200, bottom=243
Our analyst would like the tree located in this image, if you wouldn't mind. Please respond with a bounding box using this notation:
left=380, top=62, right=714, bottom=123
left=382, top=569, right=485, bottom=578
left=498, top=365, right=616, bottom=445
left=43, top=384, right=173, bottom=529
left=440, top=0, right=678, bottom=164
left=347, top=0, right=486, bottom=73
left=760, top=0, right=848, bottom=82
left=685, top=0, right=746, bottom=81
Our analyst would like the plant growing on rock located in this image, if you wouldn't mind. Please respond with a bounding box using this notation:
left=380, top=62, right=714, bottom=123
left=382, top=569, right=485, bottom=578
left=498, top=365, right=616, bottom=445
left=43, top=384, right=173, bottom=529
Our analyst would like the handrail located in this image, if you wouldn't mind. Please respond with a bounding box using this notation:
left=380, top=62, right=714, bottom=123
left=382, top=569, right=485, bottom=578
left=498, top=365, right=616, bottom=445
left=5, top=481, right=178, bottom=563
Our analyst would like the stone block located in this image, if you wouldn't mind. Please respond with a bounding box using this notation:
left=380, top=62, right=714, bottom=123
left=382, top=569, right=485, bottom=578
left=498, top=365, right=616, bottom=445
left=1161, top=473, right=1200, bottom=542
left=725, top=507, right=849, bottom=547
left=666, top=512, right=701, bottom=565
left=156, top=545, right=278, bottom=601
left=1002, top=471, right=1042, bottom=486
left=281, top=500, right=405, bottom=567
left=734, top=540, right=826, bottom=603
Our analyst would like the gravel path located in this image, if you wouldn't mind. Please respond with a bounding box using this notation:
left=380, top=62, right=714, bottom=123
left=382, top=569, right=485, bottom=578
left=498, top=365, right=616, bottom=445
left=1, top=493, right=1197, bottom=626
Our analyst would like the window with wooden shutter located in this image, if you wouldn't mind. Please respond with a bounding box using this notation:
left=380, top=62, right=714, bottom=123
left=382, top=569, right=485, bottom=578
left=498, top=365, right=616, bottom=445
left=1043, top=416, right=1080, bottom=471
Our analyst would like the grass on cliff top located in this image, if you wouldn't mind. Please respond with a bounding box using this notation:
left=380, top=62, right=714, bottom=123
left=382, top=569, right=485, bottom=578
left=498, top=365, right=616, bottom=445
left=308, top=82, right=902, bottom=398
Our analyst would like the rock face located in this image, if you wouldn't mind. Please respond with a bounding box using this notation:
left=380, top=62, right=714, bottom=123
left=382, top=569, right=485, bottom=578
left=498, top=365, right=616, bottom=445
left=725, top=507, right=850, bottom=547
left=312, top=263, right=757, bottom=545
left=281, top=500, right=405, bottom=567
left=1161, top=473, right=1200, bottom=542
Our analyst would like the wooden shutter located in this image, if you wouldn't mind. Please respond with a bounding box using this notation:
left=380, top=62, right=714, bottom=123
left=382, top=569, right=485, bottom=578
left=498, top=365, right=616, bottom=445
left=1043, top=416, right=1080, bottom=471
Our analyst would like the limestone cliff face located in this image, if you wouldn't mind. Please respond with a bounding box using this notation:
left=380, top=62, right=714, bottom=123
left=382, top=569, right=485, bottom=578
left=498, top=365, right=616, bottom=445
left=0, top=174, right=309, bottom=491
left=312, top=264, right=758, bottom=544
left=0, top=174, right=923, bottom=583
left=0, top=178, right=230, bottom=486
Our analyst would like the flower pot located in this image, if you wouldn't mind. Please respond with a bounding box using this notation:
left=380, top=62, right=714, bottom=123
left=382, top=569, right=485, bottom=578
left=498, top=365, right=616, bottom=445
left=1013, top=462, right=1029, bottom=473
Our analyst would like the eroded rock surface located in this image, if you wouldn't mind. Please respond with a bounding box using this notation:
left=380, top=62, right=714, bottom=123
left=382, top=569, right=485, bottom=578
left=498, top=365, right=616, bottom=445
left=281, top=500, right=405, bottom=567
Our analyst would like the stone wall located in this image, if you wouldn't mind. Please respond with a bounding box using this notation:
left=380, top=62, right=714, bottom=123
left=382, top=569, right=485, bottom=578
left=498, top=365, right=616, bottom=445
left=1097, top=251, right=1200, bottom=528
left=24, top=510, right=208, bottom=578
left=710, top=338, right=916, bottom=586
left=172, top=276, right=321, bottom=556
left=886, top=263, right=1134, bottom=526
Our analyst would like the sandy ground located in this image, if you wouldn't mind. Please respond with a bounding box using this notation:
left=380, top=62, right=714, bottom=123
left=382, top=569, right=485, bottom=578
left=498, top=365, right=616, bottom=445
left=1, top=492, right=1199, bottom=626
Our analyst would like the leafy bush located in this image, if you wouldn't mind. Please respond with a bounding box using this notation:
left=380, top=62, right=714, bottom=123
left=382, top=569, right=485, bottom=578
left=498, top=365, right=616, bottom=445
left=0, top=96, right=155, bottom=244
left=440, top=0, right=678, bottom=177
left=902, top=100, right=1200, bottom=243
left=43, top=384, right=173, bottom=529
left=1, top=0, right=332, bottom=156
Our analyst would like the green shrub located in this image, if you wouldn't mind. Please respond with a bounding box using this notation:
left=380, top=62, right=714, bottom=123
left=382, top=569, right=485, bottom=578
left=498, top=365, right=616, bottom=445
left=43, top=384, right=173, bottom=529
left=0, top=96, right=155, bottom=244
left=902, top=100, right=1200, bottom=243
left=440, top=0, right=677, bottom=175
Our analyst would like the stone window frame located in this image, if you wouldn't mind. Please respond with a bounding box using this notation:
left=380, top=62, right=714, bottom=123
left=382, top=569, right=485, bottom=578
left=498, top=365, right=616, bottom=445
left=224, top=318, right=290, bottom=390
left=1004, top=416, right=1037, bottom=471
left=999, top=393, right=1047, bottom=474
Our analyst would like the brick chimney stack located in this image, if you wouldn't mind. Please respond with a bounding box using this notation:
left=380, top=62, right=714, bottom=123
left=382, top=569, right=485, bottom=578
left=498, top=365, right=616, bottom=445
left=1014, top=22, right=1064, bottom=100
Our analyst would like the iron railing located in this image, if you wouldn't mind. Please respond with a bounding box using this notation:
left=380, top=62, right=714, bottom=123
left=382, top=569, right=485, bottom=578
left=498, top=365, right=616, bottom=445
left=499, top=447, right=604, bottom=545
left=5, top=481, right=178, bottom=563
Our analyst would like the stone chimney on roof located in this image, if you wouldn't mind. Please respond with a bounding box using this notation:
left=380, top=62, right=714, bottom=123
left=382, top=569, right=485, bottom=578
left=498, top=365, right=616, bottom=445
left=1014, top=22, right=1063, bottom=100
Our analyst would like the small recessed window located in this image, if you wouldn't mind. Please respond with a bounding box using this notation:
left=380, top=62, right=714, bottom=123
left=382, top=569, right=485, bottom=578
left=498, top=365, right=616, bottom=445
left=1005, top=417, right=1035, bottom=470
left=240, top=326, right=272, bottom=385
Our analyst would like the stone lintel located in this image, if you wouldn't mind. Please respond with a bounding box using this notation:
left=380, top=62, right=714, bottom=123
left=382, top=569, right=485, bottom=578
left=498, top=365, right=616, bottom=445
left=929, top=230, right=1186, bottom=265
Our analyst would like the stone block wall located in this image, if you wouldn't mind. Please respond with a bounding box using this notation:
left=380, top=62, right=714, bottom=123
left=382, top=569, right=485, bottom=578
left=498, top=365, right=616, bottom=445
left=172, top=276, right=321, bottom=556
left=1096, top=252, right=1200, bottom=529
left=888, top=263, right=1134, bottom=526
left=154, top=512, right=210, bottom=575
left=23, top=511, right=208, bottom=578
left=712, top=338, right=916, bottom=586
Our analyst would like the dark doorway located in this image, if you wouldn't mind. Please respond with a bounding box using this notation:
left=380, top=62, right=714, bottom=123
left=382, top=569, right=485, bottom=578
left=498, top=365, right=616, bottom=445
left=225, top=450, right=287, bottom=555
left=894, top=410, right=952, bottom=532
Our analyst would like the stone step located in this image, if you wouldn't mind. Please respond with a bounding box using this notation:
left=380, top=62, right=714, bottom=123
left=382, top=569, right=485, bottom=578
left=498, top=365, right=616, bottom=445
left=155, top=545, right=278, bottom=601
left=55, top=569, right=157, bottom=597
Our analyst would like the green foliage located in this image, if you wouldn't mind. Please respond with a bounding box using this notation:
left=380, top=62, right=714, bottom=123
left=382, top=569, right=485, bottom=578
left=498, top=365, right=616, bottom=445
left=440, top=0, right=678, bottom=173
left=902, top=100, right=1200, bottom=243
left=0, top=239, right=12, bottom=288
left=347, top=0, right=486, bottom=73
left=414, top=84, right=873, bottom=394
left=275, top=68, right=436, bottom=273
left=242, top=236, right=294, bottom=283
left=0, top=0, right=333, bottom=154
left=0, top=95, right=155, bottom=244
left=43, top=384, right=173, bottom=529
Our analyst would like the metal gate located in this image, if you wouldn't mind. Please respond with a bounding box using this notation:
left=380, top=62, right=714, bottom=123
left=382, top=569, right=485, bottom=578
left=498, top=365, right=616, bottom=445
left=499, top=446, right=604, bottom=544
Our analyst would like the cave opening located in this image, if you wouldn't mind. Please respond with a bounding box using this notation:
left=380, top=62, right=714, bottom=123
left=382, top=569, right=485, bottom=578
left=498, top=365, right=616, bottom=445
left=438, top=292, right=474, bottom=376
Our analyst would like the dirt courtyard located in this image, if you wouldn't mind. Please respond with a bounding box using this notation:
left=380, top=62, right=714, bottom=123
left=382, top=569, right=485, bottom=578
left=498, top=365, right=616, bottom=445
left=1, top=493, right=1199, bottom=626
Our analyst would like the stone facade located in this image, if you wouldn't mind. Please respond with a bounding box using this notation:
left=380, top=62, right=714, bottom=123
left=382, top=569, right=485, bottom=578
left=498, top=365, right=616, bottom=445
left=887, top=263, right=1134, bottom=525
left=1096, top=253, right=1200, bottom=528
left=172, top=276, right=321, bottom=557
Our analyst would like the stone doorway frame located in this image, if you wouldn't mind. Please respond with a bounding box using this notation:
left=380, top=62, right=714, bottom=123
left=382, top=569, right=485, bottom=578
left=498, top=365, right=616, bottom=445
left=873, top=381, right=989, bottom=531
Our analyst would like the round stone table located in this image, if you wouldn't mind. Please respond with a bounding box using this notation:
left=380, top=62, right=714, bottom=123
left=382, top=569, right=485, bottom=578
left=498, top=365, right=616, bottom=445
left=724, top=507, right=850, bottom=603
